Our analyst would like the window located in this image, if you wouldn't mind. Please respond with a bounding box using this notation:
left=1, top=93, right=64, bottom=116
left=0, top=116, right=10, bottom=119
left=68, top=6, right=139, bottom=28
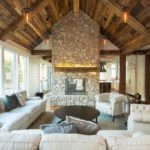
left=40, top=63, right=52, bottom=92
left=111, top=63, right=118, bottom=80
left=3, top=50, right=15, bottom=94
left=0, top=46, right=28, bottom=96
left=18, top=55, right=27, bottom=91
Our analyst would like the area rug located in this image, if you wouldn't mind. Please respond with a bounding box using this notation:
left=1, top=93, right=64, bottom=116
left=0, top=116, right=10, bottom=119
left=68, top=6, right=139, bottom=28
left=29, top=111, right=127, bottom=130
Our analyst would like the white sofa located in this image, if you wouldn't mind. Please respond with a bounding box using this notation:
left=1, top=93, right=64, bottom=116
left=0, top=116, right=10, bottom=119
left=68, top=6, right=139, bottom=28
left=0, top=91, right=47, bottom=132
left=95, top=93, right=127, bottom=121
left=0, top=129, right=150, bottom=150
left=128, top=104, right=150, bottom=133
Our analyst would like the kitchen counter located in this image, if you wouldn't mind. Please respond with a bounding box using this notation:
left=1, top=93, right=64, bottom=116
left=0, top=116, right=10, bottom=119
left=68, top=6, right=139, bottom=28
left=100, top=80, right=112, bottom=83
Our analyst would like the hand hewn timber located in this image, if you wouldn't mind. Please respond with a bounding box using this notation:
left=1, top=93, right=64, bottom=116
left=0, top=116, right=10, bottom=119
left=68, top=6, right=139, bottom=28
left=102, top=0, right=150, bottom=36
left=31, top=50, right=52, bottom=55
left=42, top=55, right=52, bottom=60
left=100, top=50, right=121, bottom=55
left=73, top=0, right=79, bottom=13
left=0, top=0, right=50, bottom=40
left=122, top=35, right=150, bottom=54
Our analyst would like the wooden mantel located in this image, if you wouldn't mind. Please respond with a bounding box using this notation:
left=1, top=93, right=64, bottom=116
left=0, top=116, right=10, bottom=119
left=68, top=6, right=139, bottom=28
left=54, top=67, right=99, bottom=72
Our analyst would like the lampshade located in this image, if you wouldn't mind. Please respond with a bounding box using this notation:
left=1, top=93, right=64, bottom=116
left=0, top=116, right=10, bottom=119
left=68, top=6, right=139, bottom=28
left=122, top=7, right=129, bottom=23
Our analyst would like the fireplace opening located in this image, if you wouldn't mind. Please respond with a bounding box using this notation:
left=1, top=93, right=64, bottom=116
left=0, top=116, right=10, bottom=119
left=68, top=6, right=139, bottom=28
left=65, top=78, right=86, bottom=95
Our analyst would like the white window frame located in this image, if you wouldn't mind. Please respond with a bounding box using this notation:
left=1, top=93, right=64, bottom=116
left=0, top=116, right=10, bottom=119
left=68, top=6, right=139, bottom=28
left=18, top=54, right=28, bottom=91
left=2, top=48, right=17, bottom=94
left=0, top=45, right=28, bottom=96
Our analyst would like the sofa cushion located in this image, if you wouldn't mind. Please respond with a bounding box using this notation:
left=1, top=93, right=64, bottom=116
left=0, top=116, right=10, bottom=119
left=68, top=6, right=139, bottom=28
left=10, top=103, right=40, bottom=116
left=0, top=132, right=40, bottom=150
left=16, top=91, right=27, bottom=101
left=40, top=122, right=77, bottom=135
left=97, top=130, right=132, bottom=138
left=106, top=136, right=150, bottom=150
left=4, top=94, right=18, bottom=111
left=40, top=134, right=106, bottom=150
left=0, top=112, right=29, bottom=131
left=16, top=93, right=26, bottom=106
left=0, top=97, right=5, bottom=112
left=66, top=116, right=100, bottom=135
left=26, top=100, right=45, bottom=106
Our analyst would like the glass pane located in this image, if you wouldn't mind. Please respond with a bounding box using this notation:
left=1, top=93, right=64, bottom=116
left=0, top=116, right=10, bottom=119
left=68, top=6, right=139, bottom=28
left=4, top=50, right=15, bottom=94
left=111, top=69, right=116, bottom=79
left=111, top=63, right=116, bottom=69
left=18, top=55, right=27, bottom=90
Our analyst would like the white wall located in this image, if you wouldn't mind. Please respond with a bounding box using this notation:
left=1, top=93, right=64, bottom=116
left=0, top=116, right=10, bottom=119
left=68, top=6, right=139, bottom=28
left=126, top=55, right=145, bottom=100
left=136, top=55, right=145, bottom=100
left=28, top=55, right=40, bottom=97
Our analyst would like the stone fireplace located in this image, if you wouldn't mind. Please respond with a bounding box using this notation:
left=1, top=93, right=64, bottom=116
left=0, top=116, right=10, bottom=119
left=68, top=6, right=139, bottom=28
left=50, top=11, right=100, bottom=106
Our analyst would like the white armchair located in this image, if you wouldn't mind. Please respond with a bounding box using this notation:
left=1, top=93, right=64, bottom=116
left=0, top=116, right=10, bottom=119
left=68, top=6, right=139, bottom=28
left=128, top=104, right=150, bottom=133
left=95, top=93, right=127, bottom=121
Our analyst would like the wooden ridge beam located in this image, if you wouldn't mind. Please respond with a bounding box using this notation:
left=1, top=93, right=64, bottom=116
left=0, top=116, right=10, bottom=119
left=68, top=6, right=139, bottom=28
left=73, top=0, right=80, bottom=13
left=0, top=0, right=50, bottom=40
left=31, top=50, right=51, bottom=55
left=100, top=50, right=121, bottom=55
left=102, top=0, right=150, bottom=36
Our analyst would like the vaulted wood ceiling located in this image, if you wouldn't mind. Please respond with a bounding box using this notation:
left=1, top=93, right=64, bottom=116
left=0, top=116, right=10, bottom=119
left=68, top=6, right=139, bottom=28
left=0, top=0, right=149, bottom=55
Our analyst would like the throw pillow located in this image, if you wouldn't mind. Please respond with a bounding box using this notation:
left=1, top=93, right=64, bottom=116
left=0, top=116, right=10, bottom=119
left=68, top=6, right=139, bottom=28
left=40, top=123, right=77, bottom=135
left=4, top=94, right=18, bottom=111
left=0, top=97, right=5, bottom=112
left=66, top=116, right=100, bottom=135
left=15, top=93, right=26, bottom=106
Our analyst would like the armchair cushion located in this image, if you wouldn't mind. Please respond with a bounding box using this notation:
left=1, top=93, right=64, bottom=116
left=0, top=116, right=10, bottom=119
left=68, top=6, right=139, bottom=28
left=110, top=95, right=126, bottom=104
left=95, top=93, right=110, bottom=102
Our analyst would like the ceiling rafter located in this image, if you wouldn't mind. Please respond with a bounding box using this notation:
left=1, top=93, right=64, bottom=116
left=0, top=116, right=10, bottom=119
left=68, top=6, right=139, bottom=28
left=102, top=0, right=150, bottom=36
left=0, top=0, right=50, bottom=41
left=31, top=50, right=52, bottom=55
left=42, top=55, right=52, bottom=60
left=122, top=35, right=150, bottom=54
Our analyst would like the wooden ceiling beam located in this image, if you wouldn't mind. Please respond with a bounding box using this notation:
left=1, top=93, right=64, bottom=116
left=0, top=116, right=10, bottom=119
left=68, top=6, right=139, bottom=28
left=8, top=33, right=32, bottom=50
left=102, top=0, right=150, bottom=36
left=28, top=22, right=46, bottom=40
left=42, top=55, right=52, bottom=60
left=73, top=0, right=80, bottom=13
left=100, top=50, right=121, bottom=55
left=31, top=50, right=52, bottom=55
left=122, top=35, right=150, bottom=54
left=0, top=0, right=50, bottom=40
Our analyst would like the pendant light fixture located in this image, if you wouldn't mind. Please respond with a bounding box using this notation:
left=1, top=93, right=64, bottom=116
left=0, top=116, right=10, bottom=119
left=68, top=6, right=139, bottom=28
left=24, top=0, right=31, bottom=23
left=103, top=35, right=107, bottom=45
left=45, top=37, right=49, bottom=44
left=122, top=0, right=129, bottom=23
left=100, top=62, right=107, bottom=72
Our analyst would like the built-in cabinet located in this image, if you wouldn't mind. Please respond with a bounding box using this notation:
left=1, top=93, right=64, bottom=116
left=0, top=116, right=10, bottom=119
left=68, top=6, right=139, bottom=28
left=126, top=55, right=145, bottom=100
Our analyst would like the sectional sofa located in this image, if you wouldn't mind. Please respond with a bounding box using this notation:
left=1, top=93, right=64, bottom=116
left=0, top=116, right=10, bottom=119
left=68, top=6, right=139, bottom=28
left=0, top=129, right=150, bottom=150
left=0, top=91, right=47, bottom=132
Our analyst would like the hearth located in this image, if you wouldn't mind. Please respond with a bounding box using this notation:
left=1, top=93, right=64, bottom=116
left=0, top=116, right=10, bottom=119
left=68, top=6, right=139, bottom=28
left=65, top=78, right=86, bottom=95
